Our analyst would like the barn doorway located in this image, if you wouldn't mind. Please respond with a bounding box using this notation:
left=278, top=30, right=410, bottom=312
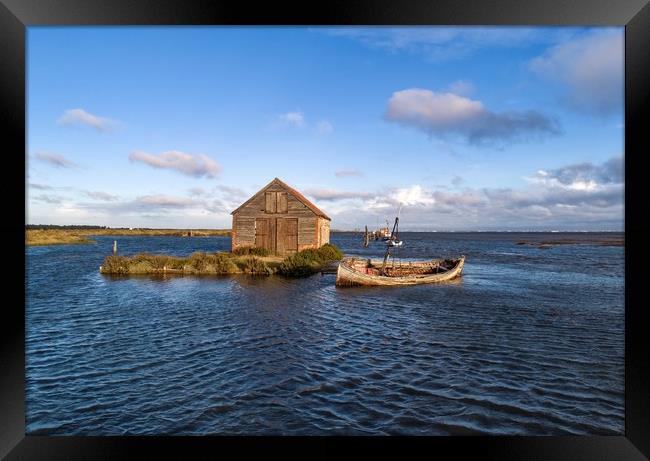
left=277, top=218, right=298, bottom=254
left=255, top=218, right=272, bottom=251
left=255, top=217, right=298, bottom=255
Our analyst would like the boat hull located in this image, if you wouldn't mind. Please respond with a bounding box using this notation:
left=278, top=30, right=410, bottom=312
left=335, top=256, right=465, bottom=287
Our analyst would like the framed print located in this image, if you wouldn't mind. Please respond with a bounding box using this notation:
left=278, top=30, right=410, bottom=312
left=2, top=0, right=649, bottom=458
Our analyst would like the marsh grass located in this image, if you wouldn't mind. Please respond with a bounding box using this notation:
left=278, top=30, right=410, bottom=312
left=316, top=243, right=344, bottom=261
left=99, top=244, right=344, bottom=277
left=232, top=246, right=271, bottom=257
left=241, top=257, right=274, bottom=275
left=26, top=229, right=95, bottom=246
left=26, top=227, right=231, bottom=246
left=101, top=252, right=239, bottom=275
left=277, top=244, right=344, bottom=277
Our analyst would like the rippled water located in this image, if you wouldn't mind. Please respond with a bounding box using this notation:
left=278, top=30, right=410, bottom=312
left=25, top=232, right=624, bottom=435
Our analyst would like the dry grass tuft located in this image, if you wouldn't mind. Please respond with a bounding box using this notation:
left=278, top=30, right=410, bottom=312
left=277, top=244, right=343, bottom=277
left=100, top=251, right=238, bottom=275
left=232, top=246, right=271, bottom=257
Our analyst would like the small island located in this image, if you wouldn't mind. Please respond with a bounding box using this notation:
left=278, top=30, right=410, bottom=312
left=99, top=244, right=343, bottom=277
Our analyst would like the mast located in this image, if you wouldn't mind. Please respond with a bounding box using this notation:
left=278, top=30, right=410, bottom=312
left=381, top=215, right=399, bottom=274
left=390, top=216, right=399, bottom=240
left=388, top=204, right=401, bottom=241
left=380, top=204, right=402, bottom=275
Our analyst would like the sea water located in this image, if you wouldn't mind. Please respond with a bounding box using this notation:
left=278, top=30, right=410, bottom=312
left=25, top=232, right=624, bottom=435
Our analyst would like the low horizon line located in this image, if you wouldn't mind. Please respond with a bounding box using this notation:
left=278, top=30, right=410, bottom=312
left=25, top=224, right=624, bottom=233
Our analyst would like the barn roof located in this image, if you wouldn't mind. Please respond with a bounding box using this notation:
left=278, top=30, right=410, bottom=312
left=230, top=177, right=331, bottom=220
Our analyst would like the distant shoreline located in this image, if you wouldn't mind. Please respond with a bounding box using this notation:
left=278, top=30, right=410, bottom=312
left=330, top=230, right=624, bottom=233
left=515, top=238, right=624, bottom=248
left=26, top=228, right=231, bottom=246
left=25, top=226, right=624, bottom=247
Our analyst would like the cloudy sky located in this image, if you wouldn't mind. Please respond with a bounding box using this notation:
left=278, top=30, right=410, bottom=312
left=27, top=26, right=623, bottom=231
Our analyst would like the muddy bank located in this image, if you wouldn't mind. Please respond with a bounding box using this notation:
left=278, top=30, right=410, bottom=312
left=516, top=237, right=624, bottom=249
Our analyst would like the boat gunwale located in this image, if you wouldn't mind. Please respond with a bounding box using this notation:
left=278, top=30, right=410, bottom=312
left=335, top=256, right=465, bottom=287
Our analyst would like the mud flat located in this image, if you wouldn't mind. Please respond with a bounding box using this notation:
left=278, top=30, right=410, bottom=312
left=516, top=236, right=624, bottom=249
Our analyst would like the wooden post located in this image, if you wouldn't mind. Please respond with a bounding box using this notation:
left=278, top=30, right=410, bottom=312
left=380, top=245, right=391, bottom=275
left=113, top=240, right=117, bottom=255
left=364, top=226, right=369, bottom=247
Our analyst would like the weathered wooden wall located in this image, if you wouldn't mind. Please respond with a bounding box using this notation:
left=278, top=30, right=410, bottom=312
left=319, top=217, right=330, bottom=247
left=231, top=181, right=330, bottom=255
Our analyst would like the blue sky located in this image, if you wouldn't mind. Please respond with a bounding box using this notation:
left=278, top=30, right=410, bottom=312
left=27, top=26, right=624, bottom=230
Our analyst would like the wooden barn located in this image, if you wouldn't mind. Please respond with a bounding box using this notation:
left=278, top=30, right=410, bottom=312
left=230, top=178, right=331, bottom=255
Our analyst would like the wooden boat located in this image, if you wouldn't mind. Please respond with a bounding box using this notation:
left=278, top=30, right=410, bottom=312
left=377, top=225, right=391, bottom=239
left=335, top=256, right=465, bottom=287
left=384, top=210, right=403, bottom=246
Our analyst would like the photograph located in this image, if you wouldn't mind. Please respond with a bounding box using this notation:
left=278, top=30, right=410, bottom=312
left=25, top=25, right=625, bottom=436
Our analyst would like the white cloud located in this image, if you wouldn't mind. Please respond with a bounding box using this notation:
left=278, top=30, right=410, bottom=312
left=52, top=183, right=253, bottom=225
left=304, top=188, right=375, bottom=201
left=529, top=29, right=623, bottom=115
left=188, top=187, right=208, bottom=197
left=306, top=184, right=435, bottom=208
left=393, top=185, right=435, bottom=206
left=28, top=183, right=55, bottom=190
left=57, top=108, right=121, bottom=132
left=317, top=120, right=333, bottom=134
left=31, top=194, right=64, bottom=204
left=363, top=185, right=439, bottom=210
left=214, top=185, right=248, bottom=202
left=312, top=156, right=623, bottom=230
left=567, top=180, right=598, bottom=191
left=385, top=88, right=560, bottom=145
left=387, top=89, right=484, bottom=126
left=447, top=80, right=475, bottom=96
left=27, top=194, right=234, bottom=228
left=525, top=156, right=623, bottom=189
left=84, top=191, right=119, bottom=201
left=335, top=169, right=363, bottom=178
left=34, top=152, right=78, bottom=168
left=129, top=150, right=221, bottom=178
left=271, top=112, right=334, bottom=135
left=72, top=194, right=203, bottom=216
left=187, top=185, right=246, bottom=203
left=135, top=195, right=198, bottom=208
left=30, top=153, right=622, bottom=231
left=278, top=111, right=305, bottom=127
left=451, top=175, right=464, bottom=187
left=316, top=27, right=579, bottom=61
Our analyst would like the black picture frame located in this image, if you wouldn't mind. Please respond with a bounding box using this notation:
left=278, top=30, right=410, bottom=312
left=2, top=0, right=648, bottom=458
